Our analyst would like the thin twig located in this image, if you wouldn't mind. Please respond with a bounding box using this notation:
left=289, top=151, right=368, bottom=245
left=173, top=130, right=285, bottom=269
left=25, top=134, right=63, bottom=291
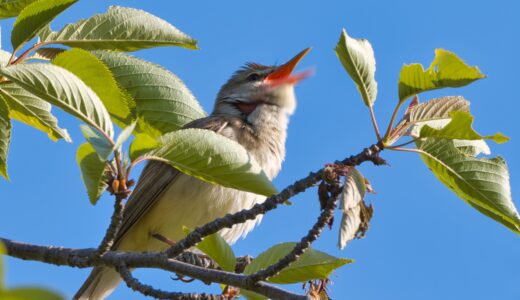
left=245, top=186, right=340, bottom=284
left=116, top=263, right=226, bottom=300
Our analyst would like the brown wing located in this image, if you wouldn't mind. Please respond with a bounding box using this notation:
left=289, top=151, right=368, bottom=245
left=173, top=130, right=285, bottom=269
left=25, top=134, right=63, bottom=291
left=112, top=116, right=239, bottom=248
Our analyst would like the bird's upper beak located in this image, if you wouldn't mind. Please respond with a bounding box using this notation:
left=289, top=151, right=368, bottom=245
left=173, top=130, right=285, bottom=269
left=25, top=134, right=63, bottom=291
left=264, top=48, right=312, bottom=87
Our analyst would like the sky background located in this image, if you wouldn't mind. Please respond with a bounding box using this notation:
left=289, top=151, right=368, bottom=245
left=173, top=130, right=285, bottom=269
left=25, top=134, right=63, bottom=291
left=1, top=0, right=519, bottom=299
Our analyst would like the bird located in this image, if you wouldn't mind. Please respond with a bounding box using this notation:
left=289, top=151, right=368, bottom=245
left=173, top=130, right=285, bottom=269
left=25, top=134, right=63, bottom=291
left=74, top=48, right=311, bottom=299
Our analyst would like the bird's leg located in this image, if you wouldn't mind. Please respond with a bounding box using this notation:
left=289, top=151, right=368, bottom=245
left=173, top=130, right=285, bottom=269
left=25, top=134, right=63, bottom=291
left=150, top=233, right=176, bottom=246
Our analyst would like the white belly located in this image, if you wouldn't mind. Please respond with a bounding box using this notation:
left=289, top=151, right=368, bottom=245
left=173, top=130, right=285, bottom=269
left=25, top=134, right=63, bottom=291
left=118, top=173, right=265, bottom=252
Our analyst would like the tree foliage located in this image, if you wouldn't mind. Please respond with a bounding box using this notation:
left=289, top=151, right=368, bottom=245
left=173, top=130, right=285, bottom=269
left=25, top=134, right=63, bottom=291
left=0, top=1, right=516, bottom=299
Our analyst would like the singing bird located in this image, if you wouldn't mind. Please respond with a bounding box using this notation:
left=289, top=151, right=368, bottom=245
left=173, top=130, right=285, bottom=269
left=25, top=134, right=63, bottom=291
left=75, top=48, right=311, bottom=299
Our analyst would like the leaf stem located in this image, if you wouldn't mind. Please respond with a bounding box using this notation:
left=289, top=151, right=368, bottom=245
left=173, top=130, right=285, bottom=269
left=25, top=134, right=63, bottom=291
left=386, top=138, right=419, bottom=149
left=368, top=105, right=382, bottom=141
left=383, top=101, right=405, bottom=143
left=10, top=43, right=43, bottom=65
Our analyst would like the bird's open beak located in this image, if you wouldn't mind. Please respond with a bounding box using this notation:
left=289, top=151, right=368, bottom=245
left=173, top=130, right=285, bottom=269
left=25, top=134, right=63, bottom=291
left=264, top=48, right=312, bottom=87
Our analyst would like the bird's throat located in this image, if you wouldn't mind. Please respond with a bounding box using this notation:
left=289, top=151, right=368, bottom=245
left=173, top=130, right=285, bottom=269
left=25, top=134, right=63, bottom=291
left=236, top=102, right=259, bottom=115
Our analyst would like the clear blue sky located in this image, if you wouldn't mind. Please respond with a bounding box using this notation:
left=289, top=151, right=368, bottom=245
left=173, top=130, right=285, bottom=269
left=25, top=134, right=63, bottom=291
left=1, top=0, right=519, bottom=299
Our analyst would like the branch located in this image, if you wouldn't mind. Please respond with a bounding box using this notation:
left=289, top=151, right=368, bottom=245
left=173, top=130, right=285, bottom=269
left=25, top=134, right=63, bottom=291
left=1, top=238, right=309, bottom=300
left=1, top=144, right=384, bottom=299
left=96, top=193, right=125, bottom=255
left=116, top=263, right=226, bottom=300
left=165, top=143, right=385, bottom=259
left=245, top=185, right=340, bottom=284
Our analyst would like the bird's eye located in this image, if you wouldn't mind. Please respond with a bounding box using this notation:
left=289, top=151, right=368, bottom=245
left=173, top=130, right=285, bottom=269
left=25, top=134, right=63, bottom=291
left=247, top=73, right=261, bottom=81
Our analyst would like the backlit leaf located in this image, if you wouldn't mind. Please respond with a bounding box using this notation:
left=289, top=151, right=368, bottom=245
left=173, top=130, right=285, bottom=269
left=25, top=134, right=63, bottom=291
left=0, top=63, right=114, bottom=138
left=398, top=49, right=485, bottom=102
left=420, top=111, right=508, bottom=143
left=144, top=128, right=276, bottom=197
left=0, top=83, right=70, bottom=142
left=244, top=242, right=351, bottom=284
left=76, top=142, right=107, bottom=204
left=335, top=29, right=377, bottom=106
left=52, top=48, right=135, bottom=128
left=416, top=138, right=520, bottom=233
left=0, top=95, right=11, bottom=179
left=92, top=51, right=206, bottom=136
left=0, top=0, right=38, bottom=19
left=11, top=0, right=77, bottom=51
left=39, top=6, right=197, bottom=51
left=183, top=227, right=236, bottom=272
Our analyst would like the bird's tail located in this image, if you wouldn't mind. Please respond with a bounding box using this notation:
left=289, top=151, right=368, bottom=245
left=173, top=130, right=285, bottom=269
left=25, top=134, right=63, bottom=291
left=74, top=267, right=122, bottom=300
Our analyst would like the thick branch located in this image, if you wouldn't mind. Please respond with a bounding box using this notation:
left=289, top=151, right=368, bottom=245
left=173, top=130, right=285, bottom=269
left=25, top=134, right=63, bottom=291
left=1, top=239, right=309, bottom=300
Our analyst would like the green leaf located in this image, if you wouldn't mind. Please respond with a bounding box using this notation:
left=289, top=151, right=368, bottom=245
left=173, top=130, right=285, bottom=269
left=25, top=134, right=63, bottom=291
left=114, top=121, right=137, bottom=152
left=0, top=83, right=70, bottom=142
left=39, top=6, right=197, bottom=51
left=92, top=51, right=206, bottom=136
left=76, top=142, right=107, bottom=205
left=129, top=133, right=160, bottom=162
left=0, top=242, right=5, bottom=289
left=420, top=111, right=508, bottom=143
left=0, top=0, right=38, bottom=19
left=0, top=63, right=114, bottom=138
left=416, top=138, right=520, bottom=233
left=51, top=48, right=135, bottom=128
left=0, top=95, right=11, bottom=180
left=145, top=128, right=276, bottom=197
left=79, top=125, right=112, bottom=159
left=11, top=0, right=77, bottom=51
left=335, top=29, right=378, bottom=107
left=243, top=242, right=351, bottom=284
left=240, top=289, right=267, bottom=300
left=1, top=287, right=64, bottom=300
left=183, top=227, right=236, bottom=272
left=398, top=49, right=485, bottom=102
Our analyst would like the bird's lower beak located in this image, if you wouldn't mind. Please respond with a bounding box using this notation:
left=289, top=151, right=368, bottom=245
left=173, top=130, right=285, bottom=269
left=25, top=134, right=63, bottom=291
left=264, top=48, right=312, bottom=87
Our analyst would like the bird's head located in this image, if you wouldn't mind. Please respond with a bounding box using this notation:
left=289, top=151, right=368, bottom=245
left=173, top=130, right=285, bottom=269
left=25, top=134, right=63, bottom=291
left=213, top=48, right=311, bottom=119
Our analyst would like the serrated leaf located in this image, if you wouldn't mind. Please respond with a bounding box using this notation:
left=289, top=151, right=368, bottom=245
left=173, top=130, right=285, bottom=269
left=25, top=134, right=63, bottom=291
left=1, top=287, right=64, bottom=300
left=0, top=0, right=38, bottom=19
left=28, top=47, right=65, bottom=60
left=76, top=142, right=107, bottom=204
left=51, top=48, right=135, bottom=128
left=11, top=0, right=77, bottom=51
left=79, top=125, right=112, bottom=159
left=129, top=133, right=159, bottom=162
left=0, top=95, right=11, bottom=179
left=420, top=111, right=508, bottom=143
left=183, top=227, right=236, bottom=272
left=409, top=96, right=470, bottom=123
left=0, top=83, right=70, bottom=142
left=92, top=51, right=206, bottom=136
left=416, top=138, right=520, bottom=233
left=398, top=49, right=485, bottom=102
left=335, top=29, right=377, bottom=106
left=0, top=63, right=114, bottom=138
left=144, top=128, right=276, bottom=197
left=39, top=6, right=197, bottom=51
left=243, top=242, right=351, bottom=284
